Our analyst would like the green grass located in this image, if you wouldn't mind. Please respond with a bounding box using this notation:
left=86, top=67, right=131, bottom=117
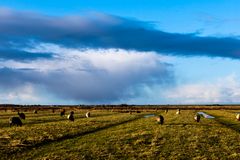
left=0, top=109, right=239, bottom=159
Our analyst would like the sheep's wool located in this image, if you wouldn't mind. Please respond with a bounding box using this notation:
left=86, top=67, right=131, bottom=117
left=237, top=114, right=240, bottom=120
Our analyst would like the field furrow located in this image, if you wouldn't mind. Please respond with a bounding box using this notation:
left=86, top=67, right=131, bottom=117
left=0, top=110, right=239, bottom=160
left=0, top=111, right=143, bottom=159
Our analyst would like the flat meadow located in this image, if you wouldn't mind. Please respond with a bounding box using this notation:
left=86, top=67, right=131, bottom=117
left=0, top=107, right=239, bottom=160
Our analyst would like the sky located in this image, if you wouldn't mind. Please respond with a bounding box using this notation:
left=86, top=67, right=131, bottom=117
left=0, top=0, right=240, bottom=105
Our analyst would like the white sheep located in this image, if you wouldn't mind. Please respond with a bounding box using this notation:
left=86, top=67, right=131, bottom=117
left=236, top=114, right=240, bottom=121
left=86, top=112, right=90, bottom=118
left=67, top=111, right=74, bottom=121
left=176, top=109, right=180, bottom=115
left=194, top=114, right=201, bottom=122
left=165, top=109, right=168, bottom=114
left=156, top=115, right=164, bottom=125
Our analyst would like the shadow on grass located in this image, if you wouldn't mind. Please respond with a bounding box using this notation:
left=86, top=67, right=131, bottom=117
left=205, top=112, right=240, bottom=133
left=165, top=123, right=220, bottom=127
left=4, top=115, right=143, bottom=157
left=0, top=113, right=120, bottom=128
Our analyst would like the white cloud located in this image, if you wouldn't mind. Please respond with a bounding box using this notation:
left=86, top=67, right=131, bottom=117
left=164, top=74, right=240, bottom=104
left=0, top=43, right=174, bottom=103
left=4, top=43, right=171, bottom=73
left=3, top=43, right=240, bottom=105
left=0, top=84, right=39, bottom=104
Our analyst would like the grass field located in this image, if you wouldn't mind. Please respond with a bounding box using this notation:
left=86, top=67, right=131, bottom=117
left=0, top=109, right=239, bottom=159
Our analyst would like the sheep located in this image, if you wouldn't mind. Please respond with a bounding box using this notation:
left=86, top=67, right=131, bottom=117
left=86, top=112, right=90, bottom=118
left=60, top=109, right=65, bottom=117
left=194, top=114, right=201, bottom=122
left=9, top=117, right=22, bottom=127
left=165, top=109, right=168, bottom=114
left=156, top=115, right=164, bottom=125
left=18, top=111, right=25, bottom=120
left=67, top=111, right=74, bottom=122
left=236, top=114, right=240, bottom=121
left=176, top=109, right=180, bottom=115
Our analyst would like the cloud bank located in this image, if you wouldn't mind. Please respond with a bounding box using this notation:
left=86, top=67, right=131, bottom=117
left=164, top=75, right=240, bottom=104
left=0, top=8, right=240, bottom=61
left=0, top=43, right=174, bottom=103
left=1, top=8, right=240, bottom=104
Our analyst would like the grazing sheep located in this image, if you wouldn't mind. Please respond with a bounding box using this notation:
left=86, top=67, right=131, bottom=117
left=60, top=109, right=65, bottom=116
left=194, top=114, right=201, bottom=122
left=236, top=114, right=240, bottom=121
left=18, top=111, right=25, bottom=120
left=156, top=115, right=164, bottom=125
left=165, top=109, right=168, bottom=114
left=67, top=111, right=74, bottom=121
left=176, top=109, right=180, bottom=115
left=86, top=112, right=90, bottom=118
left=9, top=117, right=22, bottom=127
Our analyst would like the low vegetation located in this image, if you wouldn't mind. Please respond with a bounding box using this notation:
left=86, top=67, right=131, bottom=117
left=0, top=108, right=239, bottom=159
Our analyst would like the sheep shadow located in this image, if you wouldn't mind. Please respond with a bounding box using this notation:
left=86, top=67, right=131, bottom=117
left=204, top=112, right=240, bottom=133
left=5, top=115, right=143, bottom=156
left=213, top=119, right=240, bottom=133
left=165, top=123, right=219, bottom=127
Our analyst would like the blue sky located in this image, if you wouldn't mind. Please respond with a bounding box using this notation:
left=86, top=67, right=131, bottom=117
left=0, top=1, right=240, bottom=104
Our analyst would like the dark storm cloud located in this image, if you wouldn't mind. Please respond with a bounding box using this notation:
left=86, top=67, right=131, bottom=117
left=0, top=63, right=174, bottom=102
left=0, top=8, right=240, bottom=59
left=0, top=34, right=53, bottom=61
left=0, top=49, right=53, bottom=61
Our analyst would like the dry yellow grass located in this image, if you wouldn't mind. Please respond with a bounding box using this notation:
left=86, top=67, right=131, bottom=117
left=0, top=109, right=239, bottom=159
